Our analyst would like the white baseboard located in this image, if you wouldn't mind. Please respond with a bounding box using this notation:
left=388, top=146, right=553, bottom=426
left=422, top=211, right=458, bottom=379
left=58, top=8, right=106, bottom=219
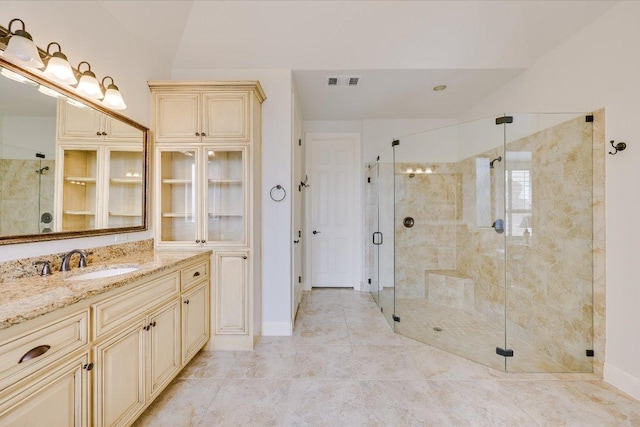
left=604, top=362, right=640, bottom=400
left=262, top=322, right=292, bottom=336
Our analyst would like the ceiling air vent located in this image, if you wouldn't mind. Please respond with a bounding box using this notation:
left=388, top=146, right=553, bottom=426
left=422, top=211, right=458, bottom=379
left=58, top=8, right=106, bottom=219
left=326, top=76, right=361, bottom=87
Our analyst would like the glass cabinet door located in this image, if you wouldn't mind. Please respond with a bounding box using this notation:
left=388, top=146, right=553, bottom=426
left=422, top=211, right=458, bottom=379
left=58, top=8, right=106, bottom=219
left=159, top=149, right=198, bottom=243
left=205, top=148, right=246, bottom=244
left=107, top=148, right=144, bottom=228
left=61, top=148, right=99, bottom=232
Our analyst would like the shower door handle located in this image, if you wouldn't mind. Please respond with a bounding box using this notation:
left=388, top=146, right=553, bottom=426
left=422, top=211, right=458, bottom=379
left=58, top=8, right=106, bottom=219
left=492, top=219, right=505, bottom=234
left=372, top=232, right=383, bottom=245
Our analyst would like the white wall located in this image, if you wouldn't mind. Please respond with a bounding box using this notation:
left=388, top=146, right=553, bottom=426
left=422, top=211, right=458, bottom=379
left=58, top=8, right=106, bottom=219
left=2, top=116, right=55, bottom=159
left=171, top=68, right=294, bottom=333
left=363, top=119, right=456, bottom=163
left=460, top=1, right=640, bottom=400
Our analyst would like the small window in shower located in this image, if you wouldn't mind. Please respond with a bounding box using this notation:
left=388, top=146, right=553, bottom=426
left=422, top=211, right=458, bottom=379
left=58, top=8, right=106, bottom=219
left=505, top=153, right=532, bottom=238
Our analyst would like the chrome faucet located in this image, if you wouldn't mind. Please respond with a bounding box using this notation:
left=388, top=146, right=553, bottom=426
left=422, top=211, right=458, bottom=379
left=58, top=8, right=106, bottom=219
left=60, top=249, right=88, bottom=272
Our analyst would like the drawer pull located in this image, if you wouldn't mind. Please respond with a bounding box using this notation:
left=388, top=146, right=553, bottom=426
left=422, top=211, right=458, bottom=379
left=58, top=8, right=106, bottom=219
left=193, top=271, right=201, bottom=277
left=83, top=363, right=94, bottom=371
left=19, top=345, right=51, bottom=363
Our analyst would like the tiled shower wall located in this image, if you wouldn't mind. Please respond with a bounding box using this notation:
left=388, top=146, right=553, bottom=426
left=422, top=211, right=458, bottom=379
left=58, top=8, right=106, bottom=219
left=0, top=159, right=55, bottom=236
left=392, top=113, right=602, bottom=372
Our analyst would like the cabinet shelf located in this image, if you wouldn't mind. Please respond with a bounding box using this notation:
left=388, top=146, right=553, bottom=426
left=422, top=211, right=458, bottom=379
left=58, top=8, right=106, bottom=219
left=208, top=179, right=242, bottom=184
left=64, top=210, right=95, bottom=216
left=109, top=212, right=142, bottom=217
left=64, top=176, right=96, bottom=183
left=110, top=178, right=143, bottom=184
left=162, top=179, right=194, bottom=185
left=162, top=212, right=195, bottom=218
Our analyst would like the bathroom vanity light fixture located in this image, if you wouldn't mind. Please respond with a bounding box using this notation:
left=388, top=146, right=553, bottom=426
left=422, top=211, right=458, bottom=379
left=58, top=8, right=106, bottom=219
left=1, top=18, right=127, bottom=110
left=1, top=19, right=44, bottom=69
left=101, top=76, right=126, bottom=110
left=76, top=62, right=103, bottom=99
left=43, top=42, right=77, bottom=85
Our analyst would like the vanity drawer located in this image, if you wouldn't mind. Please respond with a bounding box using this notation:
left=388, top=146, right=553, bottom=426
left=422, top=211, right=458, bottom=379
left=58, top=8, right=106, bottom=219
left=181, top=261, right=209, bottom=292
left=93, top=271, right=180, bottom=339
left=0, top=310, right=88, bottom=389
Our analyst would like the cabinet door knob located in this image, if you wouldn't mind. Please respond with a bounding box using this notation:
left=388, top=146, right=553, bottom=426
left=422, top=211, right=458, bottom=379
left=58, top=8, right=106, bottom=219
left=243, top=256, right=247, bottom=260
left=202, top=240, right=206, bottom=243
left=151, top=321, right=156, bottom=328
left=193, top=271, right=200, bottom=277
left=101, top=132, right=107, bottom=136
left=201, top=132, right=206, bottom=137
left=195, top=240, right=201, bottom=243
left=195, top=132, right=200, bottom=136
left=96, top=132, right=101, bottom=136
left=184, top=299, right=190, bottom=305
left=83, top=363, right=94, bottom=371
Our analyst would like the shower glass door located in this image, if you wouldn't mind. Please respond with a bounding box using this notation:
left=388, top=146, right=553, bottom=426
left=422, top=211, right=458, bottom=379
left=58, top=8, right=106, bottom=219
left=377, top=143, right=396, bottom=328
left=504, top=113, right=594, bottom=372
left=392, top=117, right=506, bottom=370
left=366, top=162, right=380, bottom=305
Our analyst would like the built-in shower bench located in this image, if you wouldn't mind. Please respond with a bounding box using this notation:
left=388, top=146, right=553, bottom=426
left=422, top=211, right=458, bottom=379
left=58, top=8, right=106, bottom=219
left=425, top=270, right=474, bottom=311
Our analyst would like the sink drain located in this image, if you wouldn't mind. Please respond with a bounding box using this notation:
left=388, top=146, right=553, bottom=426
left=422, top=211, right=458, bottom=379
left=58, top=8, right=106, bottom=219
left=433, top=327, right=443, bottom=332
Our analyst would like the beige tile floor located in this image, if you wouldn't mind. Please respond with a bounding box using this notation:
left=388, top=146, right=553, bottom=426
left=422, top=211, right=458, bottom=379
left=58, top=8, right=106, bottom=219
left=134, top=288, right=640, bottom=426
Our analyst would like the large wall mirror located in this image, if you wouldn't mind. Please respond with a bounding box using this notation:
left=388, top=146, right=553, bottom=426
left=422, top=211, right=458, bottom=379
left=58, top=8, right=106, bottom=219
left=0, top=57, right=148, bottom=245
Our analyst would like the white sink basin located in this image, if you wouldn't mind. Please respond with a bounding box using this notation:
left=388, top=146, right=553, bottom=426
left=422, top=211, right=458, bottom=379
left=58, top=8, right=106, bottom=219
left=66, top=266, right=139, bottom=281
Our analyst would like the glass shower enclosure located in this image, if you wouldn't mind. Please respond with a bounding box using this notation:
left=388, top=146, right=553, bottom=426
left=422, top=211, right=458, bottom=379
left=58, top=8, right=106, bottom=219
left=367, top=113, right=596, bottom=372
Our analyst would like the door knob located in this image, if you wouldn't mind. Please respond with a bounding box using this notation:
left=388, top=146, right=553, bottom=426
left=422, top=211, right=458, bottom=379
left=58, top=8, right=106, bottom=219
left=312, top=230, right=321, bottom=235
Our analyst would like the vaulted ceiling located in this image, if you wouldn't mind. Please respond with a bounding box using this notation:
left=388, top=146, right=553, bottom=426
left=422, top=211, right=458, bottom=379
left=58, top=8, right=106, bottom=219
left=10, top=1, right=622, bottom=120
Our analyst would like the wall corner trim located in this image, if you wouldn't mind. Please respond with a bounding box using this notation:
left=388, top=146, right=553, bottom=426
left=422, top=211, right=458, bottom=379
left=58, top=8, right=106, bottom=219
left=604, top=362, right=640, bottom=401
left=262, top=322, right=293, bottom=336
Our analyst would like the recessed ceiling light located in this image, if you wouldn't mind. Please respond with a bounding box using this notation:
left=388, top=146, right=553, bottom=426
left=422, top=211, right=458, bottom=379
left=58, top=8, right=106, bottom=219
left=433, top=84, right=447, bottom=91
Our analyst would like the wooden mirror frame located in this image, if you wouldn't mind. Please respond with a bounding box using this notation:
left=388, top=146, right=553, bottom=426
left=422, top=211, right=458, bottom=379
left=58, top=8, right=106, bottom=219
left=0, top=56, right=149, bottom=245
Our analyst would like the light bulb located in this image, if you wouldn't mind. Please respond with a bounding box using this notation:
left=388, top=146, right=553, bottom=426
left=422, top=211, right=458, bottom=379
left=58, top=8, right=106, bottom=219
left=3, top=19, right=44, bottom=69
left=43, top=55, right=77, bottom=85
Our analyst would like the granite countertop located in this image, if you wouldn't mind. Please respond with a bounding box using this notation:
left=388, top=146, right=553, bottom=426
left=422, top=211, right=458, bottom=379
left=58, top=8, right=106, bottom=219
left=0, top=250, right=211, bottom=331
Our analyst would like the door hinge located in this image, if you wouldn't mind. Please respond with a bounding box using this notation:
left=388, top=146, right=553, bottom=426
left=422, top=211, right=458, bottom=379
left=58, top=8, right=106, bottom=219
left=392, top=315, right=401, bottom=322
left=298, top=276, right=302, bottom=283
left=367, top=177, right=371, bottom=183
left=392, top=139, right=400, bottom=147
left=298, top=138, right=302, bottom=146
left=377, top=155, right=380, bottom=161
left=496, top=347, right=514, bottom=357
left=298, top=230, right=301, bottom=238
left=586, top=349, right=594, bottom=357
left=495, top=116, right=513, bottom=125
left=299, top=184, right=301, bottom=192
left=368, top=278, right=371, bottom=284
left=380, top=307, right=383, bottom=313
left=585, top=115, right=594, bottom=123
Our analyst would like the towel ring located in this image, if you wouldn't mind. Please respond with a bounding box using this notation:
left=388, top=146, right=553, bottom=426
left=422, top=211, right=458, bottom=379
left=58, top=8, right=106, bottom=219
left=270, top=185, right=286, bottom=202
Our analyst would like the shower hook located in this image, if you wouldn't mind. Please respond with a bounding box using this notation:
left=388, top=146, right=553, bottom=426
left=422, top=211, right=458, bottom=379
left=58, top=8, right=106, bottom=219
left=609, top=140, right=627, bottom=155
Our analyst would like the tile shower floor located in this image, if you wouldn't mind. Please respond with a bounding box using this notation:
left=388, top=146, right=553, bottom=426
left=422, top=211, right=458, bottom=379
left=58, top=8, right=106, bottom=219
left=392, top=295, right=571, bottom=372
left=134, top=288, right=640, bottom=426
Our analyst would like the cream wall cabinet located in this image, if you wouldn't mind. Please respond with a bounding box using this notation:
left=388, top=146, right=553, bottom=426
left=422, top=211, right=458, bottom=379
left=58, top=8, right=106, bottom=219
left=154, top=92, right=250, bottom=143
left=150, top=81, right=265, bottom=351
left=54, top=144, right=144, bottom=232
left=0, top=255, right=210, bottom=427
left=58, top=101, right=142, bottom=142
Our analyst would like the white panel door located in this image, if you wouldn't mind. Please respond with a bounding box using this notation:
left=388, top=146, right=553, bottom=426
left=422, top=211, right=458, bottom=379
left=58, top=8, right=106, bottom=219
left=308, top=134, right=359, bottom=288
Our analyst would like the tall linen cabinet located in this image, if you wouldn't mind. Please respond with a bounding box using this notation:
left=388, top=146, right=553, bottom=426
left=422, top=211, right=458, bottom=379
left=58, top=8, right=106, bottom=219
left=149, top=81, right=265, bottom=350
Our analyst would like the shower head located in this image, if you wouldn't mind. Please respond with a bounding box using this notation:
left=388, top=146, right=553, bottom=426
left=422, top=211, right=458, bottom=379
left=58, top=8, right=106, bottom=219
left=36, top=166, right=49, bottom=174
left=489, top=156, right=502, bottom=169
